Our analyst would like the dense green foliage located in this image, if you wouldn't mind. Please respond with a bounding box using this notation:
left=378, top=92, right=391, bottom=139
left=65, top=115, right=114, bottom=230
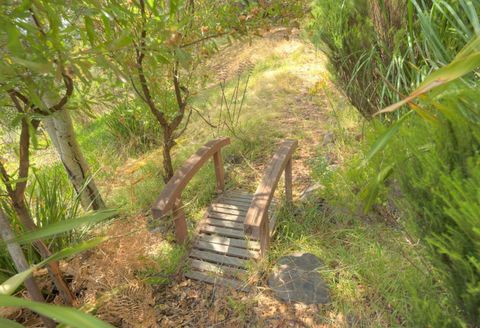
left=390, top=88, right=480, bottom=325
left=0, top=166, right=82, bottom=280
left=105, top=100, right=163, bottom=153
left=309, top=0, right=478, bottom=118
left=310, top=0, right=480, bottom=325
left=1, top=0, right=478, bottom=326
left=0, top=0, right=306, bottom=325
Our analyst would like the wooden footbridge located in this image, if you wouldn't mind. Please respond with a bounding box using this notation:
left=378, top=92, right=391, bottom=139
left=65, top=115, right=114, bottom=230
left=151, top=137, right=297, bottom=290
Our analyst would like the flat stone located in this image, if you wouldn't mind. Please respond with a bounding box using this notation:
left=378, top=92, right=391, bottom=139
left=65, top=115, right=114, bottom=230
left=322, top=131, right=335, bottom=146
left=268, top=253, right=330, bottom=304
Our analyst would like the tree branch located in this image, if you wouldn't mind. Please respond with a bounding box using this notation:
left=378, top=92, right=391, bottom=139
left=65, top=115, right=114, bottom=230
left=170, top=62, right=187, bottom=131
left=135, top=0, right=168, bottom=127
left=50, top=73, right=74, bottom=112
left=29, top=8, right=46, bottom=37
left=191, top=106, right=218, bottom=128
left=15, top=120, right=31, bottom=201
left=173, top=107, right=193, bottom=139
left=180, top=32, right=229, bottom=48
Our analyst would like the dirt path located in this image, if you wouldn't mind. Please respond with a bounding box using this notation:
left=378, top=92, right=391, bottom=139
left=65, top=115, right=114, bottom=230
left=62, top=28, right=343, bottom=328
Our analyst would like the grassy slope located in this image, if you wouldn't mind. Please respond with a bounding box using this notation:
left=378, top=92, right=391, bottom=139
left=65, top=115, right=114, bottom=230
left=70, top=28, right=443, bottom=327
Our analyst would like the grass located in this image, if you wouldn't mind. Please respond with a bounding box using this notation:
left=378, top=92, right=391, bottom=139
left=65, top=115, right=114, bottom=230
left=26, top=28, right=449, bottom=326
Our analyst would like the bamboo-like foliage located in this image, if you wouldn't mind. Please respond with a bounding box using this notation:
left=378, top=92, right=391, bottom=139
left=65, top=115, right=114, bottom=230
left=309, top=0, right=479, bottom=119
left=310, top=0, right=480, bottom=325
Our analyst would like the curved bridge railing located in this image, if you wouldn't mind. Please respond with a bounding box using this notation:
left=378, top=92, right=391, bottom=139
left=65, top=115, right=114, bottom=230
left=151, top=137, right=231, bottom=243
left=244, top=139, right=298, bottom=256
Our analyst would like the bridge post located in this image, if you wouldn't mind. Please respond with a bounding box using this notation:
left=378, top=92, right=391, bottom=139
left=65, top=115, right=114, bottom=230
left=260, top=213, right=270, bottom=256
left=285, top=158, right=293, bottom=204
left=213, top=151, right=225, bottom=193
left=172, top=198, right=188, bottom=244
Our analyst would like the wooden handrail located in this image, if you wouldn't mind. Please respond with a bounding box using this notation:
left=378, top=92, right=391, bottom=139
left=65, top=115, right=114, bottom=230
left=244, top=139, right=297, bottom=256
left=151, top=137, right=230, bottom=243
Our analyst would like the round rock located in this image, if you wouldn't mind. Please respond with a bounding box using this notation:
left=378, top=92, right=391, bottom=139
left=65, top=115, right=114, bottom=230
left=268, top=252, right=330, bottom=304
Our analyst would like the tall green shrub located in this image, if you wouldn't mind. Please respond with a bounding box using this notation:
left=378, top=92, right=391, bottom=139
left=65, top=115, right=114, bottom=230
left=0, top=165, right=83, bottom=281
left=104, top=100, right=163, bottom=153
left=309, top=0, right=479, bottom=118
left=310, top=0, right=480, bottom=325
left=381, top=83, right=479, bottom=325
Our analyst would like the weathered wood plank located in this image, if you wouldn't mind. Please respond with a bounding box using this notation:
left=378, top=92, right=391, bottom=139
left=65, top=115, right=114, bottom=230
left=209, top=206, right=274, bottom=222
left=185, top=270, right=249, bottom=291
left=189, top=259, right=247, bottom=278
left=207, top=212, right=244, bottom=223
left=151, top=138, right=230, bottom=218
left=190, top=249, right=248, bottom=268
left=197, top=234, right=260, bottom=250
left=217, top=198, right=253, bottom=207
left=194, top=240, right=258, bottom=259
left=200, top=225, right=251, bottom=239
left=209, top=205, right=247, bottom=215
left=223, top=190, right=253, bottom=198
left=205, top=218, right=244, bottom=230
left=220, top=191, right=252, bottom=198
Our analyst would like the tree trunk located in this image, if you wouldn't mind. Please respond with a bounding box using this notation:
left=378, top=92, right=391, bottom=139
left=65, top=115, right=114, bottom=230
left=162, top=131, right=175, bottom=183
left=44, top=109, right=105, bottom=210
left=0, top=209, right=56, bottom=328
left=12, top=199, right=75, bottom=305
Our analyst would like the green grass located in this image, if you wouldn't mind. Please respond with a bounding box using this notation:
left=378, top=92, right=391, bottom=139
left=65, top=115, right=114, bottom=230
left=25, top=29, right=453, bottom=326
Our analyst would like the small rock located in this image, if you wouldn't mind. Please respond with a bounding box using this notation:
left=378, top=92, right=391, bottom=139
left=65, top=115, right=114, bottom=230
left=268, top=253, right=330, bottom=304
left=322, top=131, right=335, bottom=146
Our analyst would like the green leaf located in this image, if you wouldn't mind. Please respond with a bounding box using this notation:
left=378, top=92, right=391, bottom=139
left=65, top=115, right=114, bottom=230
left=11, top=57, right=52, bottom=74
left=174, top=48, right=192, bottom=65
left=11, top=209, right=117, bottom=245
left=10, top=113, right=24, bottom=128
left=361, top=163, right=395, bottom=213
left=0, top=317, right=24, bottom=328
left=376, top=36, right=480, bottom=115
left=84, top=17, right=95, bottom=47
left=5, top=23, right=22, bottom=56
left=0, top=295, right=114, bottom=328
left=0, top=267, right=34, bottom=296
left=37, top=237, right=107, bottom=267
left=146, top=0, right=155, bottom=9
left=25, top=81, right=48, bottom=111
left=27, top=119, right=39, bottom=149
left=169, top=0, right=179, bottom=17
left=363, top=111, right=413, bottom=163
left=101, top=13, right=112, bottom=39
left=108, top=32, right=133, bottom=50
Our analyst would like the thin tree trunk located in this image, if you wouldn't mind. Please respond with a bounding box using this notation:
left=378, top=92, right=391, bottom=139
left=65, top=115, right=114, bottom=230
left=0, top=209, right=56, bottom=328
left=44, top=109, right=105, bottom=210
left=12, top=199, right=75, bottom=305
left=162, top=131, right=175, bottom=183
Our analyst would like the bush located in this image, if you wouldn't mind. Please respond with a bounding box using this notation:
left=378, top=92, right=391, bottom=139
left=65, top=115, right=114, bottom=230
left=385, top=87, right=480, bottom=325
left=309, top=0, right=480, bottom=325
left=308, top=0, right=477, bottom=118
left=29, top=166, right=83, bottom=251
left=104, top=100, right=163, bottom=153
left=0, top=165, right=84, bottom=281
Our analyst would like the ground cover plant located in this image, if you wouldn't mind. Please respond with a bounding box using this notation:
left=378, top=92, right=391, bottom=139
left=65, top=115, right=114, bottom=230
left=0, top=0, right=478, bottom=327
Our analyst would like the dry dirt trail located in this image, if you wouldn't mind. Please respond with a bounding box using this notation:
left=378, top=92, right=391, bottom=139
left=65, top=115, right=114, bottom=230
left=63, top=28, right=345, bottom=327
